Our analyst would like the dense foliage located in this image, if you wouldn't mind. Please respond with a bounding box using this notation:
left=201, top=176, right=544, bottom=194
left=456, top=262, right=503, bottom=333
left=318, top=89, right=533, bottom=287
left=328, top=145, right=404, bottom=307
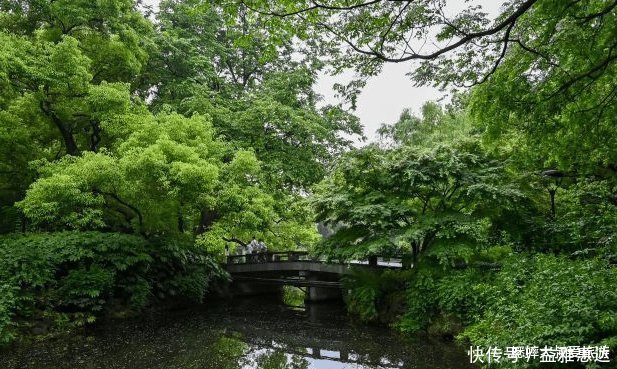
left=315, top=99, right=617, bottom=368
left=0, top=232, right=226, bottom=344
left=1, top=1, right=616, bottom=367
left=313, top=138, right=524, bottom=265
left=0, top=0, right=360, bottom=345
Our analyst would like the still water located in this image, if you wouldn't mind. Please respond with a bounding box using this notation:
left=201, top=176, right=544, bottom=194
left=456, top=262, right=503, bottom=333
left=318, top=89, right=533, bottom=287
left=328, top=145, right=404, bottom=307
left=1, top=295, right=472, bottom=369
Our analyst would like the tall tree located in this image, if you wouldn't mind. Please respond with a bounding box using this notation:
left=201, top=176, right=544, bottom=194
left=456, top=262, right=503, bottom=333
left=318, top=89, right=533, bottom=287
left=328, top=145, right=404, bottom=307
left=16, top=108, right=318, bottom=249
left=0, top=0, right=156, bottom=225
left=149, top=0, right=364, bottom=192
left=236, top=0, right=617, bottom=173
left=149, top=0, right=307, bottom=106
left=313, top=140, right=524, bottom=265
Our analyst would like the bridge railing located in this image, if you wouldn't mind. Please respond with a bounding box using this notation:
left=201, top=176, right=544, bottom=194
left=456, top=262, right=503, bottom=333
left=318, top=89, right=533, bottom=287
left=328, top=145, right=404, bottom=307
left=226, top=251, right=407, bottom=268
left=227, top=251, right=313, bottom=264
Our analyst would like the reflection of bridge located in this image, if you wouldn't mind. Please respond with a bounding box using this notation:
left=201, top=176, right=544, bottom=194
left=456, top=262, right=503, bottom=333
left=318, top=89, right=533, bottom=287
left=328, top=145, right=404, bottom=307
left=225, top=251, right=403, bottom=302
left=247, top=338, right=405, bottom=368
left=226, top=300, right=455, bottom=369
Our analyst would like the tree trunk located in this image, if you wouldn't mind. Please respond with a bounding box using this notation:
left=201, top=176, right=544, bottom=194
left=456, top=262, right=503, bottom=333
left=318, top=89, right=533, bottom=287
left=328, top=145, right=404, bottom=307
left=40, top=100, right=79, bottom=156
left=196, top=209, right=219, bottom=234
left=548, top=188, right=557, bottom=219
left=177, top=210, right=184, bottom=232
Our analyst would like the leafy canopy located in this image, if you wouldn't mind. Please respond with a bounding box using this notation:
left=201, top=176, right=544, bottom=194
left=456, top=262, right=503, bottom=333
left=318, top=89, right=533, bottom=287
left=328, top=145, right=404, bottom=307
left=313, top=106, right=523, bottom=264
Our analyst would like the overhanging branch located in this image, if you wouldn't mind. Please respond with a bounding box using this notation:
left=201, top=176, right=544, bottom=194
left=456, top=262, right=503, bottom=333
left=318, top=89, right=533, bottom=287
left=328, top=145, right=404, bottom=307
left=243, top=0, right=538, bottom=62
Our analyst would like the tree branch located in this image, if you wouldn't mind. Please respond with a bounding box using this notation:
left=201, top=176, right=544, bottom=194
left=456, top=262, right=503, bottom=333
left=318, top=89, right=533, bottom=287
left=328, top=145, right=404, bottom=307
left=39, top=98, right=79, bottom=156
left=548, top=42, right=617, bottom=99
left=241, top=0, right=384, bottom=17
left=222, top=236, right=248, bottom=247
left=94, top=189, right=144, bottom=230
left=248, top=0, right=538, bottom=62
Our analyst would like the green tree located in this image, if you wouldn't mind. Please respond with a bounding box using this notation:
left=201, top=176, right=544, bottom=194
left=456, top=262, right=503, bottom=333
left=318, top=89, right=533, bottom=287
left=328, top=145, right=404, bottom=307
left=0, top=0, right=154, bottom=85
left=150, top=0, right=363, bottom=191
left=1, top=1, right=325, bottom=247
left=313, top=139, right=523, bottom=265
left=238, top=0, right=617, bottom=175
left=468, top=0, right=617, bottom=175
left=238, top=1, right=615, bottom=91
left=150, top=0, right=302, bottom=105
left=0, top=0, right=155, bottom=229
left=377, top=99, right=472, bottom=148
left=144, top=0, right=364, bottom=250
left=16, top=109, right=316, bottom=249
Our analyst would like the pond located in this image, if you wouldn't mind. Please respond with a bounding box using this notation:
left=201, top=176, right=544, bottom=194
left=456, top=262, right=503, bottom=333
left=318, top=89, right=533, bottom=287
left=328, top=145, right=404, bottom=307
left=1, top=292, right=473, bottom=369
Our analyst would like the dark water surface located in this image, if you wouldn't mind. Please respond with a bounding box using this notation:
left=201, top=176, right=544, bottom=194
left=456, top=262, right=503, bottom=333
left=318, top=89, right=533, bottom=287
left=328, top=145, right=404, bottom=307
left=0, top=297, right=472, bottom=369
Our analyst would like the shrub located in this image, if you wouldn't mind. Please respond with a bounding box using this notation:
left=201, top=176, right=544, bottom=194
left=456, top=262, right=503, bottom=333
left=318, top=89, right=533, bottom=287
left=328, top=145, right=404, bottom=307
left=0, top=231, right=226, bottom=345
left=396, top=250, right=617, bottom=368
left=460, top=254, right=617, bottom=368
left=0, top=284, right=18, bottom=345
left=343, top=268, right=411, bottom=322
left=397, top=245, right=510, bottom=334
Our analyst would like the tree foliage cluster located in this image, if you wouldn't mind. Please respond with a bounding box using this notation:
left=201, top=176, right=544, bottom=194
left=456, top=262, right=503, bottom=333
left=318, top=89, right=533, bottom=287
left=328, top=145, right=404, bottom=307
left=0, top=0, right=362, bottom=344
left=251, top=2, right=617, bottom=360
left=0, top=232, right=226, bottom=344
left=313, top=100, right=617, bottom=367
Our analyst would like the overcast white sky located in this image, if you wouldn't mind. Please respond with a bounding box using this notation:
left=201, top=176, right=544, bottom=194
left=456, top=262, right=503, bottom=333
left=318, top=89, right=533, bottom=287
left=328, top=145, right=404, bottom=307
left=142, top=0, right=504, bottom=142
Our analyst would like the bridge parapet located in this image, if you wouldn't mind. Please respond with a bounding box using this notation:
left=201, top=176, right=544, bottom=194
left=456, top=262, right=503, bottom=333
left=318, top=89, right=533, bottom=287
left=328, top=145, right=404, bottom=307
left=227, top=251, right=314, bottom=265
left=227, top=251, right=405, bottom=268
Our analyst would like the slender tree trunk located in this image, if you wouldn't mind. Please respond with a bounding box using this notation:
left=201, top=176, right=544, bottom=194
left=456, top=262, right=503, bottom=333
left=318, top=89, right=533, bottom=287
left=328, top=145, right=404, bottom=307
left=40, top=100, right=79, bottom=156
left=178, top=210, right=184, bottom=232
left=548, top=188, right=557, bottom=219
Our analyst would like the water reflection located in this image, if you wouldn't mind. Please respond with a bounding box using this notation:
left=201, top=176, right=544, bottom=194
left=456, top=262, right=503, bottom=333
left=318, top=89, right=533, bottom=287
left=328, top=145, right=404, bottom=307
left=0, top=295, right=472, bottom=369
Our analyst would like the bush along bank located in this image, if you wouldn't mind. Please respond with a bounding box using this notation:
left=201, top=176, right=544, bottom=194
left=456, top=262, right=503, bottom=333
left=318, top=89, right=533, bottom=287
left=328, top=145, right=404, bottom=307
left=342, top=247, right=617, bottom=368
left=0, top=231, right=227, bottom=346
